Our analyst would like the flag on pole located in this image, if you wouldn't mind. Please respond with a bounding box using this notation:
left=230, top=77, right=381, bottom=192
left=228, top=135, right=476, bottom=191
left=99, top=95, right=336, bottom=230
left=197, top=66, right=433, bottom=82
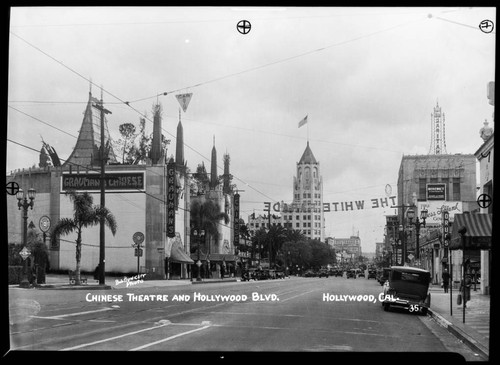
left=298, top=115, right=308, bottom=128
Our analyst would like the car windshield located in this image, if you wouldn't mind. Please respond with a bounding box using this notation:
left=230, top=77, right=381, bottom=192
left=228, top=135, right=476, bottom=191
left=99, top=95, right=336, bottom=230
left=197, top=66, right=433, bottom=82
left=391, top=270, right=429, bottom=285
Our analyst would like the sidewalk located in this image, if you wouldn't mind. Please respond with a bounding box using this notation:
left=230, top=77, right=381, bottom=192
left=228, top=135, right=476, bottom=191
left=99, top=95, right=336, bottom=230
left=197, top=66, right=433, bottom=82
left=427, top=284, right=490, bottom=360
left=9, top=273, right=239, bottom=290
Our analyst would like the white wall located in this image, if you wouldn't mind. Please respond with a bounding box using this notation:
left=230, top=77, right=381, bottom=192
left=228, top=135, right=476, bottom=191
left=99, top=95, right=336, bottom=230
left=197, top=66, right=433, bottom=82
left=58, top=192, right=146, bottom=273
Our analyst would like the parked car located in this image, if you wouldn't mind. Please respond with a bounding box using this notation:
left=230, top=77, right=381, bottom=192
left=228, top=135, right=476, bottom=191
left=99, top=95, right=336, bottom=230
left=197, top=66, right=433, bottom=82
left=241, top=268, right=257, bottom=281
left=304, top=270, right=316, bottom=277
left=275, top=270, right=286, bottom=279
left=377, top=268, right=391, bottom=286
left=368, top=270, right=377, bottom=279
left=346, top=269, right=357, bottom=279
left=381, top=266, right=431, bottom=315
left=318, top=269, right=329, bottom=278
left=357, top=270, right=365, bottom=278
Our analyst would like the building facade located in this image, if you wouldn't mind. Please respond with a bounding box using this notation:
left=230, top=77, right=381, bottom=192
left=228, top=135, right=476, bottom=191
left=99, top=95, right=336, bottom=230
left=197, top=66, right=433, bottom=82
left=6, top=92, right=199, bottom=280
left=327, top=236, right=362, bottom=266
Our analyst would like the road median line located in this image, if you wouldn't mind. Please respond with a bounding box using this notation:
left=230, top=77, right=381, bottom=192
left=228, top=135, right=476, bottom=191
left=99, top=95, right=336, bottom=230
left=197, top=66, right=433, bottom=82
left=129, top=325, right=211, bottom=351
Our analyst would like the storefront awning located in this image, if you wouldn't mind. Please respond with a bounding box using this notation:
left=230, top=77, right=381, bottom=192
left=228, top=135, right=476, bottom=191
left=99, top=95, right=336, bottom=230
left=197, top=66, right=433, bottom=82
left=169, top=241, right=194, bottom=264
left=449, top=213, right=492, bottom=250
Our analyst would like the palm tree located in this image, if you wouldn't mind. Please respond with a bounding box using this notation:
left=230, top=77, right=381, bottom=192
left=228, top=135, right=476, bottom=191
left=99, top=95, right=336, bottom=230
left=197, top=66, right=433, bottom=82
left=190, top=197, right=229, bottom=255
left=50, top=191, right=117, bottom=285
left=265, top=225, right=287, bottom=266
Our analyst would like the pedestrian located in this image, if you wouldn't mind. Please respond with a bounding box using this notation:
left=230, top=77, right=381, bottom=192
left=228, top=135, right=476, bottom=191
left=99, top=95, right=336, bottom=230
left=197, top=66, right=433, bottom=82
left=459, top=274, right=472, bottom=308
left=442, top=269, right=450, bottom=293
left=221, top=264, right=225, bottom=279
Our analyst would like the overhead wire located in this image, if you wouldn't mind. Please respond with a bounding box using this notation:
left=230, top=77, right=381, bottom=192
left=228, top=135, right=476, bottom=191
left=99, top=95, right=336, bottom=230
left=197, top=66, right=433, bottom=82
left=7, top=9, right=478, bottom=224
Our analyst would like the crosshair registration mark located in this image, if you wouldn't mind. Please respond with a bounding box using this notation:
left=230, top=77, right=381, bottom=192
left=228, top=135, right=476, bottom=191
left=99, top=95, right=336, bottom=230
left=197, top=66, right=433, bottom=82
left=237, top=20, right=251, bottom=34
left=479, top=20, right=494, bottom=33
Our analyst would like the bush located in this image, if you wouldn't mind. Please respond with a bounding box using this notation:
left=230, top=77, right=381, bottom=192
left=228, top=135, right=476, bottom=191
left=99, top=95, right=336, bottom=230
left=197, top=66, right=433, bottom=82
left=8, top=266, right=24, bottom=285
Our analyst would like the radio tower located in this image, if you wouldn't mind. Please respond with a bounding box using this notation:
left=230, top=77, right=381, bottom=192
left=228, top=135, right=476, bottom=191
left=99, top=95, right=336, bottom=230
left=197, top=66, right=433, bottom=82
left=428, top=101, right=447, bottom=155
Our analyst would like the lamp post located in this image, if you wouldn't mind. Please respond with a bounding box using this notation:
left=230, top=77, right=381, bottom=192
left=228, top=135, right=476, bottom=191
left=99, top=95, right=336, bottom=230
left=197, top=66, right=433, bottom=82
left=406, top=207, right=428, bottom=262
left=17, top=188, right=36, bottom=288
left=391, top=204, right=413, bottom=266
left=192, top=229, right=205, bottom=281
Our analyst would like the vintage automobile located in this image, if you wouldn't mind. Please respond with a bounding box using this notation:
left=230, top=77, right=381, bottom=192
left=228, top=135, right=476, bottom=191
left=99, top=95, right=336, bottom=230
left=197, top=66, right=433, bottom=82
left=381, top=266, right=431, bottom=315
left=346, top=269, right=358, bottom=279
left=241, top=268, right=257, bottom=281
left=367, top=269, right=377, bottom=279
left=318, top=269, right=329, bottom=278
left=275, top=270, right=286, bottom=279
left=377, top=268, right=391, bottom=286
left=304, top=270, right=317, bottom=277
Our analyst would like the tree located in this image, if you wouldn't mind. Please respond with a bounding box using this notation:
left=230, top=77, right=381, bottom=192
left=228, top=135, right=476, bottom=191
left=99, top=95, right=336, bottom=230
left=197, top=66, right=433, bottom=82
left=251, top=227, right=268, bottom=261
left=264, top=224, right=287, bottom=266
left=190, top=198, right=229, bottom=255
left=115, top=123, right=137, bottom=164
left=50, top=191, right=117, bottom=285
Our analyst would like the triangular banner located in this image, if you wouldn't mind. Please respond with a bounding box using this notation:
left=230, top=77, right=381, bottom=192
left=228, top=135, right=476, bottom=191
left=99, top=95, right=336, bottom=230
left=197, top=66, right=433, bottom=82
left=176, top=93, right=193, bottom=113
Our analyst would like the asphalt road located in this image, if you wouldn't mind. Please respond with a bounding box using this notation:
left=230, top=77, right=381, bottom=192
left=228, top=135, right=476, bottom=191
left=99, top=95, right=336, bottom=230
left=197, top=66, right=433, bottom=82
left=8, top=276, right=483, bottom=360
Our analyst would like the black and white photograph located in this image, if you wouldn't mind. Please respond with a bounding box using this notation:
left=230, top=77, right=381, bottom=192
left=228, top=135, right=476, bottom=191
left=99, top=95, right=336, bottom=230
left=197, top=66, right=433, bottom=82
left=4, top=5, right=496, bottom=360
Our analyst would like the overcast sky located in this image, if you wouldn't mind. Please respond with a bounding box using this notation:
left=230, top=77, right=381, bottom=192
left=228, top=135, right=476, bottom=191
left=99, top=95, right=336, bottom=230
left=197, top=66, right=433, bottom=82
left=7, top=6, right=496, bottom=253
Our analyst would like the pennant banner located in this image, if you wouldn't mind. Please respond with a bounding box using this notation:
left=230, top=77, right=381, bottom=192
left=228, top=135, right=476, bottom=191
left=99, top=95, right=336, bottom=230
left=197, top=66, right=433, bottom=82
left=298, top=115, right=308, bottom=128
left=176, top=93, right=193, bottom=113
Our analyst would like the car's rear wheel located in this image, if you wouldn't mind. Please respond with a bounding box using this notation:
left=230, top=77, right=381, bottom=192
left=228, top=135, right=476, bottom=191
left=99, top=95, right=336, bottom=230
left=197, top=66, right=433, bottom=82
left=383, top=303, right=390, bottom=311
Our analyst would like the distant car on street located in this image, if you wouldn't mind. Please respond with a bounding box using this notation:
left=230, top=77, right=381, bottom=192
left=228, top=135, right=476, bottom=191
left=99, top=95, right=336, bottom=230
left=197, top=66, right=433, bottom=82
left=304, top=270, right=316, bottom=277
left=318, top=269, right=329, bottom=278
left=346, top=269, right=357, bottom=279
left=368, top=270, right=377, bottom=279
left=377, top=268, right=391, bottom=286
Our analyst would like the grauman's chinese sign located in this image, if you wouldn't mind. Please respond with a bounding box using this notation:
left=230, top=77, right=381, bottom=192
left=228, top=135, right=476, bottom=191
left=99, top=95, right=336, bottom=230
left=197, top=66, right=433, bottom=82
left=264, top=196, right=397, bottom=213
left=166, top=162, right=176, bottom=238
left=62, top=172, right=144, bottom=191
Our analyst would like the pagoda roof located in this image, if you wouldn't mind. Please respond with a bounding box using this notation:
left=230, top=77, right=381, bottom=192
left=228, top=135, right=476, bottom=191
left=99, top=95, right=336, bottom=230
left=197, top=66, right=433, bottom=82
left=63, top=92, right=117, bottom=167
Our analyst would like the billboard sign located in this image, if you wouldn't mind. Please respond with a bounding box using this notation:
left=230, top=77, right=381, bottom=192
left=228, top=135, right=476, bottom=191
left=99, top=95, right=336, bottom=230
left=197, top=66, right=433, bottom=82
left=427, top=183, right=446, bottom=200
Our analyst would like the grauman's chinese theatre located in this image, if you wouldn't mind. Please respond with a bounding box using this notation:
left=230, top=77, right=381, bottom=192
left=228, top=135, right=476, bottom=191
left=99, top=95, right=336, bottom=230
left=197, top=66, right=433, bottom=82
left=6, top=91, right=230, bottom=280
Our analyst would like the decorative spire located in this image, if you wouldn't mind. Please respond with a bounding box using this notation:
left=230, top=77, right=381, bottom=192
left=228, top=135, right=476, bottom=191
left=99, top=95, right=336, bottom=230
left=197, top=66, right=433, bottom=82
left=210, top=135, right=218, bottom=189
left=480, top=119, right=493, bottom=142
left=149, top=103, right=163, bottom=165
left=175, top=111, right=184, bottom=169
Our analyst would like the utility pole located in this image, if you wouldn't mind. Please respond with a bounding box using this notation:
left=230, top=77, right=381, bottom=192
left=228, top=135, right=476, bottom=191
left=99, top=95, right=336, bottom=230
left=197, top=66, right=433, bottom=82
left=93, top=90, right=112, bottom=285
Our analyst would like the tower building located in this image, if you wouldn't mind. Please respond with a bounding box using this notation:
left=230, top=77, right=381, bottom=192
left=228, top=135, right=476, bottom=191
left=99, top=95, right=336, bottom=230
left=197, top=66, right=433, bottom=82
left=249, top=142, right=325, bottom=241
left=429, top=101, right=447, bottom=155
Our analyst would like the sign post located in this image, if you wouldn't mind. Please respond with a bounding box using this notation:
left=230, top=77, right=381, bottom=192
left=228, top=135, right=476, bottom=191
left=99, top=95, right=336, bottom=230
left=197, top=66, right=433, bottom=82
left=132, top=232, right=144, bottom=275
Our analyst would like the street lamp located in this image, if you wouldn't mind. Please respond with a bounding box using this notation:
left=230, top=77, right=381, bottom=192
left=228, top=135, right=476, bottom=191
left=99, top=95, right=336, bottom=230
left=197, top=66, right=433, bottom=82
left=192, top=229, right=205, bottom=281
left=407, top=207, right=428, bottom=261
left=17, top=188, right=36, bottom=288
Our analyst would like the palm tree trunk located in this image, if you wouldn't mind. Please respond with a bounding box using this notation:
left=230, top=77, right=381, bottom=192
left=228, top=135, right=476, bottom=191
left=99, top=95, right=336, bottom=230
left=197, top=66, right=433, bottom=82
left=75, top=235, right=82, bottom=285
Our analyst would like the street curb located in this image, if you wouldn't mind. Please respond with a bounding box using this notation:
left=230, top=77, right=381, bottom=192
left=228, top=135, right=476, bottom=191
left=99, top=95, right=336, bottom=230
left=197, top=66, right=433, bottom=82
left=191, top=279, right=238, bottom=285
left=36, top=284, right=113, bottom=290
left=428, top=309, right=489, bottom=360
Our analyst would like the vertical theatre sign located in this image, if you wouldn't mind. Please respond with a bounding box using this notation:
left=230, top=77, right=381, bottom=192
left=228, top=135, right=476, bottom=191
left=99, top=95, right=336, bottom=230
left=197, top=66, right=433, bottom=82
left=234, top=193, right=240, bottom=245
left=166, top=162, right=176, bottom=238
